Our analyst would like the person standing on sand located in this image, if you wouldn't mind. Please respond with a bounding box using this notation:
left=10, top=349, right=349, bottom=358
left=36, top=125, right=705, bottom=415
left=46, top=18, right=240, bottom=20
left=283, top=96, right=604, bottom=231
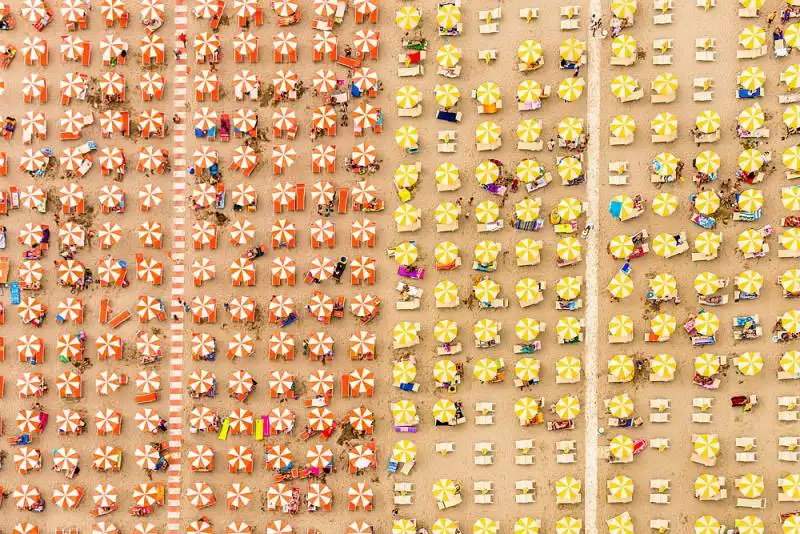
left=767, top=11, right=777, bottom=26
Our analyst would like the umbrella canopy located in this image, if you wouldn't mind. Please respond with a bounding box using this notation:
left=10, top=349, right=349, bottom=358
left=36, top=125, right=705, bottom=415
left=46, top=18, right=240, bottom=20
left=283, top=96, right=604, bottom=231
left=437, top=44, right=462, bottom=67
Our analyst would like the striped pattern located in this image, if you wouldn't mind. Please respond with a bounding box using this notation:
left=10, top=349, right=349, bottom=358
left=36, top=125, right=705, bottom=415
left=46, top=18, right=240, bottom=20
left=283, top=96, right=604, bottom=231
left=168, top=1, right=188, bottom=532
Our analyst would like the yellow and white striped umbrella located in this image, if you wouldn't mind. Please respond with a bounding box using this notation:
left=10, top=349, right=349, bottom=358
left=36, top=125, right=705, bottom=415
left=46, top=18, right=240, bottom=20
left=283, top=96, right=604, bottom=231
left=517, top=119, right=542, bottom=143
left=475, top=240, right=500, bottom=265
left=785, top=145, right=800, bottom=171
left=608, top=354, right=634, bottom=381
left=611, top=34, right=637, bottom=58
left=695, top=516, right=721, bottom=534
left=475, top=160, right=500, bottom=185
left=434, top=319, right=458, bottom=343
left=651, top=192, right=678, bottom=217
left=694, top=311, right=720, bottom=336
left=650, top=313, right=676, bottom=337
left=555, top=395, right=581, bottom=420
left=515, top=197, right=541, bottom=222
left=608, top=234, right=634, bottom=259
left=610, top=114, right=636, bottom=138
left=396, top=85, right=421, bottom=109
left=695, top=352, right=719, bottom=377
left=787, top=23, right=800, bottom=48
left=738, top=188, right=764, bottom=212
left=694, top=271, right=721, bottom=296
left=557, top=157, right=583, bottom=182
left=736, top=269, right=763, bottom=294
left=556, top=276, right=582, bottom=300
left=782, top=269, right=800, bottom=294
left=737, top=474, right=764, bottom=498
left=392, top=321, right=419, bottom=347
left=474, top=278, right=500, bottom=302
left=695, top=150, right=721, bottom=175
left=514, top=518, right=540, bottom=534
left=694, top=190, right=720, bottom=215
left=475, top=81, right=501, bottom=106
left=394, top=519, right=416, bottom=534
left=611, top=0, right=637, bottom=18
left=558, top=117, right=584, bottom=142
left=607, top=272, right=634, bottom=299
left=783, top=475, right=800, bottom=500
left=695, top=109, right=720, bottom=134
left=556, top=356, right=581, bottom=383
left=394, top=203, right=419, bottom=227
left=652, top=72, right=678, bottom=95
left=475, top=200, right=500, bottom=224
left=559, top=38, right=585, bottom=62
left=434, top=241, right=459, bottom=265
left=609, top=194, right=635, bottom=220
left=516, top=240, right=542, bottom=265
left=517, top=40, right=543, bottom=65
left=782, top=350, right=800, bottom=376
left=652, top=232, right=678, bottom=257
left=514, top=396, right=540, bottom=422
left=782, top=309, right=800, bottom=334
left=555, top=476, right=582, bottom=502
left=734, top=351, right=763, bottom=376
left=608, top=314, right=633, bottom=338
left=609, top=434, right=634, bottom=460
left=555, top=517, right=582, bottom=534
left=783, top=514, right=800, bottom=534
left=392, top=440, right=416, bottom=463
left=434, top=280, right=459, bottom=307
left=736, top=516, right=764, bottom=534
left=474, top=357, right=500, bottom=383
left=739, top=103, right=765, bottom=131
left=556, top=237, right=582, bottom=262
left=436, top=44, right=462, bottom=68
left=739, top=0, right=764, bottom=8
left=515, top=318, right=541, bottom=342
left=395, top=125, right=419, bottom=149
left=607, top=513, right=634, bottom=534
left=740, top=148, right=766, bottom=172
left=432, top=399, right=457, bottom=424
left=694, top=231, right=721, bottom=257
left=436, top=4, right=460, bottom=29
left=473, top=318, right=499, bottom=342
left=738, top=66, right=766, bottom=91
left=607, top=393, right=634, bottom=418
left=435, top=202, right=460, bottom=225
left=739, top=25, right=766, bottom=49
left=517, top=80, right=543, bottom=102
left=475, top=120, right=501, bottom=145
left=558, top=77, right=585, bottom=102
left=650, top=273, right=677, bottom=298
left=784, top=64, right=800, bottom=90
left=434, top=83, right=460, bottom=107
left=394, top=164, right=419, bottom=189
left=393, top=360, right=417, bottom=384
left=652, top=152, right=679, bottom=176
left=393, top=241, right=418, bottom=266
left=432, top=479, right=459, bottom=502
left=651, top=111, right=677, bottom=136
left=515, top=357, right=541, bottom=382
left=557, top=197, right=583, bottom=221
left=391, top=400, right=417, bottom=425
left=433, top=359, right=458, bottom=384
left=695, top=473, right=721, bottom=499
left=436, top=162, right=459, bottom=187
left=650, top=353, right=676, bottom=380
left=783, top=186, right=800, bottom=211
left=610, top=74, right=638, bottom=100
left=395, top=6, right=421, bottom=30
left=516, top=278, right=542, bottom=304
left=738, top=228, right=764, bottom=254
left=556, top=316, right=582, bottom=341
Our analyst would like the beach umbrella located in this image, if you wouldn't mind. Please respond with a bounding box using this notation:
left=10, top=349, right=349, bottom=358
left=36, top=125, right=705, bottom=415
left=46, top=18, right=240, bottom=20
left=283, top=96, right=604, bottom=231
left=434, top=519, right=459, bottom=534
left=474, top=318, right=499, bottom=343
left=555, top=395, right=581, bottom=420
left=432, top=479, right=459, bottom=502
left=437, top=44, right=461, bottom=67
left=651, top=112, right=677, bottom=136
left=739, top=103, right=765, bottom=131
left=395, top=125, right=419, bottom=149
left=556, top=276, right=582, bottom=301
left=475, top=120, right=501, bottom=145
left=518, top=80, right=543, bottom=103
left=515, top=318, right=541, bottom=342
left=434, top=320, right=458, bottom=345
left=556, top=316, right=582, bottom=341
left=646, top=193, right=677, bottom=219
left=14, top=446, right=41, bottom=474
left=352, top=67, right=378, bottom=93
left=610, top=74, right=637, bottom=100
left=785, top=65, right=800, bottom=92
left=18, top=260, right=44, bottom=287
left=783, top=187, right=800, bottom=211
left=434, top=280, right=458, bottom=307
left=783, top=269, right=800, bottom=294
left=610, top=114, right=636, bottom=138
left=475, top=81, right=501, bottom=106
left=738, top=66, right=766, bottom=91
left=20, top=185, right=46, bottom=211
left=435, top=202, right=460, bottom=226
left=555, top=517, right=581, bottom=534
left=391, top=400, right=417, bottom=425
left=474, top=278, right=501, bottom=302
left=611, top=34, right=636, bottom=58
left=651, top=233, right=678, bottom=258
left=735, top=516, right=764, bottom=534
left=696, top=110, right=720, bottom=134
left=557, top=156, right=583, bottom=182
left=651, top=72, right=678, bottom=96
left=516, top=239, right=542, bottom=265
left=788, top=106, right=800, bottom=134
left=432, top=399, right=457, bottom=424
left=474, top=357, right=500, bottom=383
left=694, top=271, right=720, bottom=295
left=555, top=476, right=581, bottom=502
left=738, top=228, right=764, bottom=254
left=475, top=160, right=500, bottom=185
left=518, top=40, right=543, bottom=64
left=434, top=241, right=459, bottom=267
left=395, top=165, right=419, bottom=190
left=516, top=159, right=545, bottom=183
left=735, top=352, right=764, bottom=376
left=784, top=474, right=800, bottom=500
left=437, top=3, right=460, bottom=28
left=738, top=188, right=764, bottom=212
left=560, top=38, right=585, bottom=62
left=435, top=83, right=460, bottom=107
left=473, top=519, right=498, bottom=534
left=733, top=270, right=762, bottom=295
left=695, top=473, right=722, bottom=499
left=18, top=223, right=44, bottom=247
left=786, top=351, right=800, bottom=378
left=556, top=237, right=582, bottom=262
left=611, top=0, right=637, bottom=18
left=558, top=117, right=584, bottom=142
left=782, top=228, right=800, bottom=254
left=395, top=85, right=421, bottom=109
left=393, top=321, right=419, bottom=347
left=475, top=240, right=501, bottom=265
left=558, top=77, right=585, bottom=102
left=694, top=231, right=721, bottom=257
left=739, top=25, right=766, bottom=49
left=695, top=353, right=720, bottom=377
left=514, top=396, right=540, bottom=423
left=607, top=272, right=634, bottom=299
left=609, top=194, right=636, bottom=220
left=789, top=23, right=800, bottom=48
left=650, top=353, right=676, bottom=381
left=395, top=5, right=420, bottom=30
left=653, top=151, right=679, bottom=176
left=515, top=278, right=543, bottom=304
left=433, top=360, right=459, bottom=385
left=694, top=434, right=720, bottom=459
left=476, top=200, right=500, bottom=223
left=694, top=311, right=720, bottom=336
left=557, top=197, right=583, bottom=221
left=556, top=356, right=582, bottom=383
left=608, top=314, right=633, bottom=338
left=609, top=434, right=634, bottom=461
left=695, top=150, right=721, bottom=175
left=609, top=354, right=634, bottom=381
left=782, top=310, right=800, bottom=334
left=517, top=120, right=543, bottom=143
left=784, top=514, right=800, bottom=534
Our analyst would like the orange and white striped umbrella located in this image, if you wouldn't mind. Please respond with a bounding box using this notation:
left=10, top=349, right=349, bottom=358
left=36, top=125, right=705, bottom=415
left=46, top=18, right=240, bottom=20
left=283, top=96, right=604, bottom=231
left=352, top=67, right=378, bottom=92
left=354, top=28, right=379, bottom=55
left=187, top=444, right=214, bottom=471
left=194, top=32, right=220, bottom=57
left=229, top=408, right=254, bottom=435
left=234, top=30, right=259, bottom=57
left=187, top=481, right=216, bottom=509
